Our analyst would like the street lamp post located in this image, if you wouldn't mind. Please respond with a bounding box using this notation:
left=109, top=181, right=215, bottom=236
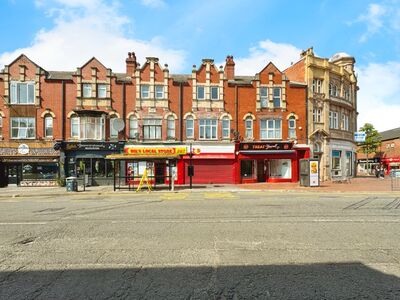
left=189, top=143, right=193, bottom=189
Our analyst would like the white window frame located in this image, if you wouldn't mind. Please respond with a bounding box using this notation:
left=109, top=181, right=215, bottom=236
left=44, top=115, right=53, bottom=138
left=71, top=115, right=79, bottom=138
left=273, top=88, right=281, bottom=108
left=260, top=87, right=268, bottom=108
left=98, top=84, right=107, bottom=98
left=141, top=85, right=150, bottom=99
left=155, top=85, right=164, bottom=99
left=186, top=117, right=194, bottom=139
left=222, top=116, right=230, bottom=139
left=288, top=117, right=296, bottom=139
left=129, top=116, right=138, bottom=139
left=143, top=118, right=162, bottom=140
left=11, top=117, right=35, bottom=139
left=342, top=114, right=349, bottom=131
left=197, top=86, right=205, bottom=100
left=260, top=119, right=282, bottom=140
left=329, top=111, right=338, bottom=129
left=245, top=117, right=253, bottom=139
left=82, top=83, right=92, bottom=98
left=313, top=108, right=322, bottom=123
left=10, top=81, right=35, bottom=104
left=312, top=79, right=323, bottom=93
left=167, top=116, right=175, bottom=139
left=210, top=86, right=219, bottom=100
left=110, top=116, right=118, bottom=139
left=199, top=119, right=218, bottom=140
left=70, top=115, right=105, bottom=140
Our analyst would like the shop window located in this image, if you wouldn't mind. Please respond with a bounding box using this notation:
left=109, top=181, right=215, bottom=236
left=260, top=119, right=281, bottom=140
left=288, top=117, right=296, bottom=139
left=211, top=86, right=219, bottom=100
left=313, top=108, right=322, bottom=123
left=241, top=160, right=254, bottom=178
left=82, top=83, right=92, bottom=98
left=22, top=163, right=58, bottom=180
left=98, top=84, right=107, bottom=98
left=143, top=118, right=162, bottom=140
left=10, top=81, right=35, bottom=104
left=197, top=86, right=205, bottom=100
left=141, top=85, right=150, bottom=99
left=199, top=119, right=217, bottom=140
left=346, top=151, right=352, bottom=176
left=155, top=85, right=164, bottom=99
left=269, top=159, right=291, bottom=179
left=44, top=115, right=53, bottom=138
left=260, top=87, right=268, bottom=108
left=11, top=117, right=35, bottom=139
left=332, top=150, right=342, bottom=172
left=273, top=88, right=281, bottom=108
left=186, top=117, right=194, bottom=139
left=110, top=116, right=118, bottom=139
left=128, top=161, right=154, bottom=177
left=245, top=117, right=253, bottom=139
left=129, top=116, right=138, bottom=139
left=222, top=116, right=230, bottom=139
left=167, top=116, right=175, bottom=139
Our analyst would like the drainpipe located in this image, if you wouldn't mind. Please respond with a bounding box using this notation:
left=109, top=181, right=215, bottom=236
left=235, top=84, right=238, bottom=132
left=179, top=81, right=184, bottom=142
left=122, top=81, right=126, bottom=140
left=305, top=86, right=308, bottom=145
left=61, top=80, right=66, bottom=139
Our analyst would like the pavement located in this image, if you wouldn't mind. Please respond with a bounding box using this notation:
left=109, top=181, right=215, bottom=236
left=0, top=175, right=398, bottom=198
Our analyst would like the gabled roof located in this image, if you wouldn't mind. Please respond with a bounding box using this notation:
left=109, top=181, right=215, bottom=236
left=5, top=54, right=44, bottom=71
left=380, top=127, right=400, bottom=141
left=80, top=57, right=108, bottom=71
left=257, top=62, right=282, bottom=76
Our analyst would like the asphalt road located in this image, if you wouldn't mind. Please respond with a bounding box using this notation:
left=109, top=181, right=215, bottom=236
left=0, top=191, right=399, bottom=299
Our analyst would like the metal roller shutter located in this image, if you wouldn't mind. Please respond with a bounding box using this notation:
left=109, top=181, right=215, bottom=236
left=184, top=159, right=235, bottom=184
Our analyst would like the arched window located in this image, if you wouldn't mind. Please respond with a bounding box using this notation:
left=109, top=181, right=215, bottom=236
left=129, top=116, right=138, bottom=139
left=110, top=115, right=118, bottom=138
left=167, top=116, right=175, bottom=139
left=186, top=116, right=194, bottom=139
left=288, top=116, right=296, bottom=139
left=314, top=142, right=322, bottom=153
left=222, top=116, right=230, bottom=139
left=245, top=116, right=253, bottom=139
left=44, top=115, right=53, bottom=138
left=70, top=114, right=79, bottom=138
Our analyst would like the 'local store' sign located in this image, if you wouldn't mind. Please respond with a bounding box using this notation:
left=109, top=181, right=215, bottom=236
left=124, top=147, right=187, bottom=156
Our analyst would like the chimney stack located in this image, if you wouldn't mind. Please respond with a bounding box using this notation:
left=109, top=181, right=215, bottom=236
left=126, top=51, right=137, bottom=76
left=224, top=55, right=235, bottom=80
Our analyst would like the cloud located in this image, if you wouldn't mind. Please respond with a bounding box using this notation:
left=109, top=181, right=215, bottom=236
left=356, top=61, right=400, bottom=131
left=219, top=40, right=302, bottom=75
left=0, top=0, right=185, bottom=73
left=140, top=0, right=166, bottom=8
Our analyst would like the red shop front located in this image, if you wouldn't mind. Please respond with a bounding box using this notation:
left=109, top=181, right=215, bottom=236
left=381, top=157, right=400, bottom=174
left=181, top=144, right=236, bottom=184
left=237, top=142, right=310, bottom=183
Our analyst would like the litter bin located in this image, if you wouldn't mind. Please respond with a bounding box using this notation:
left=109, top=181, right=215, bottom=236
left=66, top=176, right=78, bottom=192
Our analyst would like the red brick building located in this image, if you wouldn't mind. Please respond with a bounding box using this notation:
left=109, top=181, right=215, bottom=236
left=0, top=52, right=309, bottom=187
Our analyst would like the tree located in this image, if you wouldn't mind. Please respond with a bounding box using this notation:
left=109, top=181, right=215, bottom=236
left=358, top=123, right=381, bottom=174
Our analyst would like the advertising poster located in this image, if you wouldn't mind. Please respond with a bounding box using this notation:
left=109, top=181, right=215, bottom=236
left=309, top=160, right=319, bottom=187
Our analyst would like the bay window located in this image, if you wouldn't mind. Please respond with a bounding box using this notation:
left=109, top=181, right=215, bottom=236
left=70, top=115, right=105, bottom=140
left=199, top=119, right=217, bottom=140
left=329, top=111, right=338, bottom=129
left=11, top=117, right=35, bottom=139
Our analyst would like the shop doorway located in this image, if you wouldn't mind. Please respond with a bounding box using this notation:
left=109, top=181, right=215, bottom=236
left=257, top=160, right=266, bottom=182
left=155, top=162, right=165, bottom=184
left=7, top=164, right=21, bottom=185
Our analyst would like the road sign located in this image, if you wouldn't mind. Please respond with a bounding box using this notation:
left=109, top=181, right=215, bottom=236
left=354, top=132, right=366, bottom=142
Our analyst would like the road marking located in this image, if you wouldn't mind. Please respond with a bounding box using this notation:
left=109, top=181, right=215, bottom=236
left=0, top=222, right=47, bottom=225
left=160, top=193, right=188, bottom=200
left=204, top=192, right=236, bottom=199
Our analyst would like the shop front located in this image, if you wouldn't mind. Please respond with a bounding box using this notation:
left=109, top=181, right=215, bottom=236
left=381, top=157, right=400, bottom=175
left=356, top=157, right=381, bottom=175
left=62, top=141, right=125, bottom=186
left=0, top=142, right=60, bottom=187
left=237, top=142, right=309, bottom=183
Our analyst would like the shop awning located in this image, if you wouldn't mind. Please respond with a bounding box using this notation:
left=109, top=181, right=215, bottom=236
left=106, top=153, right=180, bottom=160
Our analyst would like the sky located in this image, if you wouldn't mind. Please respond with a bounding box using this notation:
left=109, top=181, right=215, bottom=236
left=0, top=0, right=400, bottom=132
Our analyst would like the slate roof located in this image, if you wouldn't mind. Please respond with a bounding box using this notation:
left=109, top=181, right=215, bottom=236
left=380, top=127, right=400, bottom=141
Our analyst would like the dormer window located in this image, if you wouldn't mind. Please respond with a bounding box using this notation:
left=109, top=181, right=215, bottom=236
left=10, top=81, right=35, bottom=104
left=98, top=84, right=107, bottom=98
left=141, top=85, right=150, bottom=99
left=83, top=84, right=92, bottom=98
left=155, top=85, right=164, bottom=99
left=210, top=86, right=219, bottom=100
left=197, top=86, right=205, bottom=100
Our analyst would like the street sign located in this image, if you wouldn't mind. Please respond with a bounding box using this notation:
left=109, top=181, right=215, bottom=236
left=354, top=132, right=366, bottom=142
